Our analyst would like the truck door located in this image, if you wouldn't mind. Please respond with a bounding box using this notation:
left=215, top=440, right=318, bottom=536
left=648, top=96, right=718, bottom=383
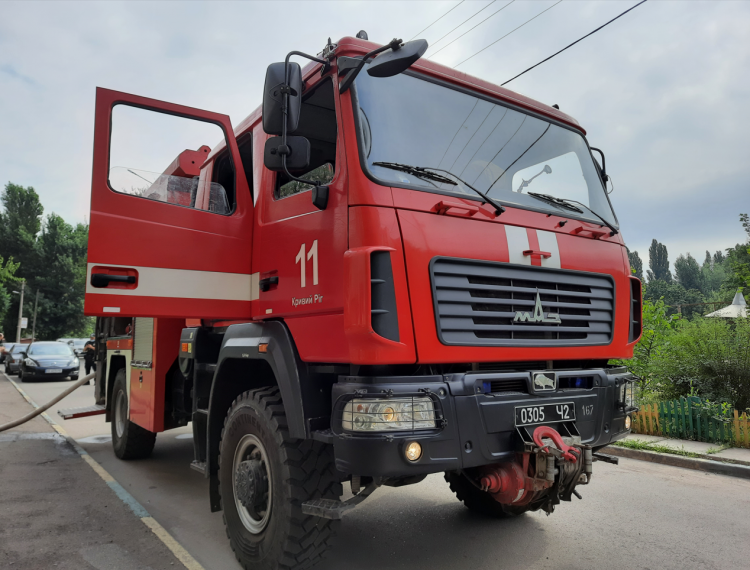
left=85, top=88, right=255, bottom=319
left=253, top=77, right=348, bottom=346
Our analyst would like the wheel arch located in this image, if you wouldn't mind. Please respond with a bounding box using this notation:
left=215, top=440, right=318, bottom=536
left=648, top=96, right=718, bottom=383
left=105, top=354, right=128, bottom=422
left=206, top=320, right=308, bottom=512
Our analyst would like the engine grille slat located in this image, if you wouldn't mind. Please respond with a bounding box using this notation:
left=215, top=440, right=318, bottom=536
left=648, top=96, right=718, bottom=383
left=431, top=258, right=615, bottom=347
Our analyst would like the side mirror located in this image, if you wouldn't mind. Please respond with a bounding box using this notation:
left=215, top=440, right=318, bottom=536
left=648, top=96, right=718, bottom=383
left=367, top=39, right=428, bottom=78
left=262, top=62, right=303, bottom=136
left=264, top=136, right=310, bottom=171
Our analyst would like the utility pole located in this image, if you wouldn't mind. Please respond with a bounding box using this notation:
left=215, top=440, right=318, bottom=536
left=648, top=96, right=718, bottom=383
left=15, top=279, right=25, bottom=344
left=31, top=289, right=40, bottom=342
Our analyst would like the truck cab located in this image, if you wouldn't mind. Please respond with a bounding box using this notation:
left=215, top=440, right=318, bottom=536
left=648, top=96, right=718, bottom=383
left=83, top=35, right=641, bottom=570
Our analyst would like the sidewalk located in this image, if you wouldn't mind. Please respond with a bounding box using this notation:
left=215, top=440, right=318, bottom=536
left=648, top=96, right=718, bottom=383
left=620, top=433, right=750, bottom=465
left=0, top=375, right=188, bottom=570
left=604, top=433, right=750, bottom=479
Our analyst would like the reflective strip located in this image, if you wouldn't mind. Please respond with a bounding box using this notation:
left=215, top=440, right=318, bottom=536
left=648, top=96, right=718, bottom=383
left=505, top=226, right=531, bottom=265
left=86, top=263, right=259, bottom=302
left=537, top=230, right=561, bottom=269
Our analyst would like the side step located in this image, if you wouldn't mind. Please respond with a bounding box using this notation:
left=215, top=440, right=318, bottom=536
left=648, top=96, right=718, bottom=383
left=57, top=405, right=106, bottom=420
left=301, top=481, right=379, bottom=520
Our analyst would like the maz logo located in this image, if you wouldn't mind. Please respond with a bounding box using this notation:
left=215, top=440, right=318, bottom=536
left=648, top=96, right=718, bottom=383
left=514, top=291, right=562, bottom=324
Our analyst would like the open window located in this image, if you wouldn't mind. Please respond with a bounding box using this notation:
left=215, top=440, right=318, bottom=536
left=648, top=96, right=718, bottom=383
left=275, top=78, right=337, bottom=198
left=85, top=88, right=254, bottom=320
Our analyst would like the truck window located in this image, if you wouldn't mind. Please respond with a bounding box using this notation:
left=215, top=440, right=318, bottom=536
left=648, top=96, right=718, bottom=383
left=275, top=78, right=337, bottom=199
left=108, top=104, right=233, bottom=215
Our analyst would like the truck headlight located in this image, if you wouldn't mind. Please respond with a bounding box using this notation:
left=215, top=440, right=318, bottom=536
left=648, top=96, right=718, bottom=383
left=618, top=380, right=636, bottom=410
left=342, top=397, right=437, bottom=432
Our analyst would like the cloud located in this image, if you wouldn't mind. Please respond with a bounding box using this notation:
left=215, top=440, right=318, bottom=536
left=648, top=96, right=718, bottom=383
left=0, top=63, right=36, bottom=86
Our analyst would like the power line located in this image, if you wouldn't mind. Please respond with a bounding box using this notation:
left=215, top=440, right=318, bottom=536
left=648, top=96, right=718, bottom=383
left=410, top=0, right=466, bottom=41
left=427, top=1, right=498, bottom=53
left=501, top=0, right=648, bottom=85
left=454, top=0, right=563, bottom=68
left=431, top=0, right=515, bottom=58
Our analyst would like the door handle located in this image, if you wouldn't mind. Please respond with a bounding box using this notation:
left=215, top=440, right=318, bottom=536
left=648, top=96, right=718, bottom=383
left=91, top=273, right=136, bottom=288
left=259, top=276, right=279, bottom=292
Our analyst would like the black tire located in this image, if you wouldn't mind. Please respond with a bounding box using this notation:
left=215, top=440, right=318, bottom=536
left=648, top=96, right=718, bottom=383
left=19, top=368, right=27, bottom=382
left=219, top=387, right=342, bottom=570
left=445, top=471, right=530, bottom=518
left=111, top=369, right=156, bottom=459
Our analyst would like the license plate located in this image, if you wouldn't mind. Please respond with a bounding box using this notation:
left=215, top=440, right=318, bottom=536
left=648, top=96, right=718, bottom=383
left=46, top=369, right=63, bottom=374
left=515, top=402, right=576, bottom=427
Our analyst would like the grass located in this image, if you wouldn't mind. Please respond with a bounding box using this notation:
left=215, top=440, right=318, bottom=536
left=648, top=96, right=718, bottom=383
left=705, top=443, right=733, bottom=454
left=612, top=438, right=703, bottom=458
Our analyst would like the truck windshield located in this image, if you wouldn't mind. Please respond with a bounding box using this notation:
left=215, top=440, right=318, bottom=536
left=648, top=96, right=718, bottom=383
left=353, top=71, right=617, bottom=226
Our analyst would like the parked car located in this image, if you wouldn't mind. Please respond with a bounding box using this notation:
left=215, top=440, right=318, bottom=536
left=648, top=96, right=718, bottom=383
left=19, top=342, right=79, bottom=382
left=4, top=345, right=26, bottom=375
left=71, top=338, right=88, bottom=357
left=0, top=342, right=16, bottom=364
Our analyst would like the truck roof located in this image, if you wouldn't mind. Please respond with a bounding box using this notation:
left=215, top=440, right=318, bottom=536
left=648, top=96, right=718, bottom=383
left=210, top=36, right=584, bottom=162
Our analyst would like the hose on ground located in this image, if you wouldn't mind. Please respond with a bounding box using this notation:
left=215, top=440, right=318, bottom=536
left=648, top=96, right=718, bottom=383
left=0, top=373, right=96, bottom=432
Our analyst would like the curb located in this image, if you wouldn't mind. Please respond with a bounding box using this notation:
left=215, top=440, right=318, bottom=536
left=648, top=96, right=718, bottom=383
left=3, top=373, right=206, bottom=570
left=604, top=445, right=750, bottom=480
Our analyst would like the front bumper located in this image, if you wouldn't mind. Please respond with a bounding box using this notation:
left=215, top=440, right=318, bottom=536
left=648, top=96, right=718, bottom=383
left=331, top=367, right=635, bottom=477
left=23, top=366, right=78, bottom=379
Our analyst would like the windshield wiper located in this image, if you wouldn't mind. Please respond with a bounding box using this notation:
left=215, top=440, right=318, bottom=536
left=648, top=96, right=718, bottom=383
left=372, top=162, right=456, bottom=186
left=527, top=192, right=619, bottom=236
left=373, top=162, right=505, bottom=216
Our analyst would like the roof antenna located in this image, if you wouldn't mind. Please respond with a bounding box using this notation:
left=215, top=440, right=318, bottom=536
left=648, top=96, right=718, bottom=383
left=356, top=30, right=369, bottom=40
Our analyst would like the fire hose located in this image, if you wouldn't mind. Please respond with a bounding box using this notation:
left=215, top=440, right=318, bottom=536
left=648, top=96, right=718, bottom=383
left=0, top=372, right=96, bottom=432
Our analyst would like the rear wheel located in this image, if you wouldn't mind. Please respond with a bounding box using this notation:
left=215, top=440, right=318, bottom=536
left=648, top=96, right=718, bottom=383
left=445, top=471, right=531, bottom=518
left=219, top=387, right=341, bottom=570
left=111, top=369, right=156, bottom=459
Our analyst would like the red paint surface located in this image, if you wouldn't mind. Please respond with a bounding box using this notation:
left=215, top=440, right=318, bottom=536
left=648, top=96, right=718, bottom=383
left=129, top=318, right=183, bottom=432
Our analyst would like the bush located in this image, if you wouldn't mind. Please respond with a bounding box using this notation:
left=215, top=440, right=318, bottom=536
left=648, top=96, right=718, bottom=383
left=655, top=317, right=750, bottom=411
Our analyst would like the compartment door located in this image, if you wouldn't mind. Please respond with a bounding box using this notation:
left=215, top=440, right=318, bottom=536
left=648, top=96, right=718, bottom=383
left=85, top=88, right=256, bottom=319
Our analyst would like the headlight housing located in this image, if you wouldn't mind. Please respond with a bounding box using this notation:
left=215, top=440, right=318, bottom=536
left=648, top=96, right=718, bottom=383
left=24, top=358, right=38, bottom=367
left=618, top=379, right=636, bottom=411
left=341, top=396, right=437, bottom=432
left=71, top=358, right=80, bottom=366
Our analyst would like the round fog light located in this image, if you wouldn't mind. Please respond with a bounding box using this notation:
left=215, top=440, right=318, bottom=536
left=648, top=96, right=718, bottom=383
left=405, top=441, right=422, bottom=462
left=625, top=415, right=632, bottom=430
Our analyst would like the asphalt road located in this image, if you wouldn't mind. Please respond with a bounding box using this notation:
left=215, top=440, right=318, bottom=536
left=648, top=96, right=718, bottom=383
left=6, top=367, right=750, bottom=570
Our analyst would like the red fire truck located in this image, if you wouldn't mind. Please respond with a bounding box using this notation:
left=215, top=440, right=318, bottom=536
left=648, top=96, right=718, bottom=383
left=80, top=35, right=641, bottom=569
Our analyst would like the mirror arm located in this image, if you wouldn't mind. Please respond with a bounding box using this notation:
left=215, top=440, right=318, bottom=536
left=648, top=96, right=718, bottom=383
left=590, top=147, right=608, bottom=183
left=339, top=38, right=402, bottom=94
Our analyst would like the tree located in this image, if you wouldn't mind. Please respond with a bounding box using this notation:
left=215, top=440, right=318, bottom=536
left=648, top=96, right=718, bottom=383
left=723, top=213, right=750, bottom=294
left=0, top=182, right=89, bottom=339
left=643, top=280, right=704, bottom=318
left=628, top=250, right=644, bottom=281
left=713, top=250, right=726, bottom=265
left=674, top=253, right=704, bottom=293
left=647, top=239, right=672, bottom=282
left=0, top=183, right=43, bottom=265
left=701, top=250, right=727, bottom=294
left=0, top=255, right=20, bottom=328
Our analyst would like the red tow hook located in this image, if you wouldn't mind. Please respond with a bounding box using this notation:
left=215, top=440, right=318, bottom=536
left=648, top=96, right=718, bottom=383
left=533, top=426, right=580, bottom=462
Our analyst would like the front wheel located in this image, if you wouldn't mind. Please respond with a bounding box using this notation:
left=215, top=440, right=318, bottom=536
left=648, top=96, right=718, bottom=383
left=219, top=387, right=341, bottom=570
left=111, top=369, right=156, bottom=459
left=445, top=471, right=531, bottom=518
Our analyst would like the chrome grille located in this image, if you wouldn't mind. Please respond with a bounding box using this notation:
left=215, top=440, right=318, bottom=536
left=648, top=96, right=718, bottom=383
left=431, top=258, right=615, bottom=347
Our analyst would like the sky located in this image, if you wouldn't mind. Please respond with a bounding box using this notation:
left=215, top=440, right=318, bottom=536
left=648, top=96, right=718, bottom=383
left=1, top=0, right=748, bottom=270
